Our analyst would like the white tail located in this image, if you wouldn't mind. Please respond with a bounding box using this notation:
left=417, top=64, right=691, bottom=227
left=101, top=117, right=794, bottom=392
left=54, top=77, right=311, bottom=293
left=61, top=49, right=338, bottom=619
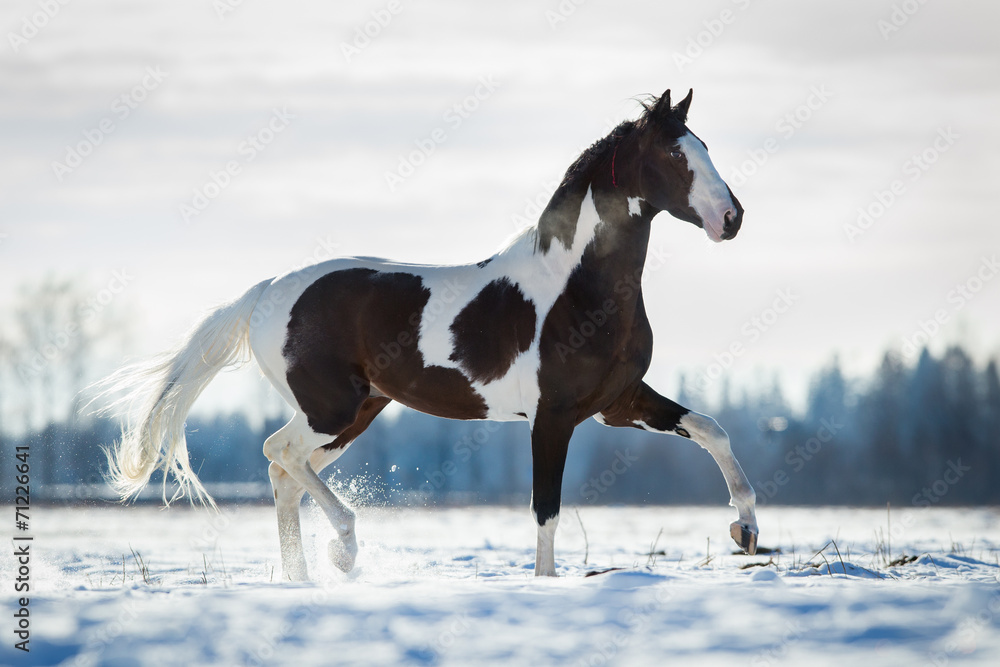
left=96, top=278, right=272, bottom=507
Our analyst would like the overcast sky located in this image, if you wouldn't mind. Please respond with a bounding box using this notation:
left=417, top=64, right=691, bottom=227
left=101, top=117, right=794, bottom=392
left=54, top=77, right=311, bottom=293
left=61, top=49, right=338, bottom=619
left=2, top=0, right=998, bottom=415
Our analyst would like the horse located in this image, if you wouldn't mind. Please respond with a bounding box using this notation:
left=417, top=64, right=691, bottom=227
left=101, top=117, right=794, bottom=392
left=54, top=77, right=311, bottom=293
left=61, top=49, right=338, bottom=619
left=100, top=88, right=758, bottom=580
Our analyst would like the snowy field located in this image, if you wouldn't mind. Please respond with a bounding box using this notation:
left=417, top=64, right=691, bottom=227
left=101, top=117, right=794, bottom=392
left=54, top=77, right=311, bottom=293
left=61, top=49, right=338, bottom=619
left=3, top=504, right=1000, bottom=666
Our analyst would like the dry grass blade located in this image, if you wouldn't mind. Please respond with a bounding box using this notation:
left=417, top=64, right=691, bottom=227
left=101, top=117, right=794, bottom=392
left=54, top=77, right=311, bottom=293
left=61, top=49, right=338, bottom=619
left=130, top=546, right=152, bottom=585
left=573, top=508, right=589, bottom=566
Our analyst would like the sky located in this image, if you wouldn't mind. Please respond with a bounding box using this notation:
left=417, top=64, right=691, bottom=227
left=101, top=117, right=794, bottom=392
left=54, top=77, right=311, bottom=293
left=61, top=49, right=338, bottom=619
left=2, top=0, right=999, bottom=416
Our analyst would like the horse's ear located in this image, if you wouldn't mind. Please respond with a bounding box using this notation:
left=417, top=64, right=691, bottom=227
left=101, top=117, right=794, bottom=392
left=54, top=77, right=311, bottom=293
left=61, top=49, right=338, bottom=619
left=673, top=88, right=693, bottom=122
left=652, top=89, right=672, bottom=117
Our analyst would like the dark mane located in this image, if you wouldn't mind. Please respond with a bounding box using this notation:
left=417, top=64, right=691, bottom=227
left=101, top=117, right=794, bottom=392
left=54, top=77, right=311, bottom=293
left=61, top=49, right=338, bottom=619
left=557, top=93, right=688, bottom=191
left=559, top=120, right=637, bottom=189
left=535, top=91, right=694, bottom=253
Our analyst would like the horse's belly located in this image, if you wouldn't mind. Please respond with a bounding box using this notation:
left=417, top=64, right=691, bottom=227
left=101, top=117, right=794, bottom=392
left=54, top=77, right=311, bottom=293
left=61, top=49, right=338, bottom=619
left=372, top=350, right=538, bottom=424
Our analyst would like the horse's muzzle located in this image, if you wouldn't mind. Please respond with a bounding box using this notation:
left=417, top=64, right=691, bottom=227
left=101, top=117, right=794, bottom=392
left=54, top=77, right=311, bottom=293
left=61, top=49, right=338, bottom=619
left=720, top=189, right=743, bottom=240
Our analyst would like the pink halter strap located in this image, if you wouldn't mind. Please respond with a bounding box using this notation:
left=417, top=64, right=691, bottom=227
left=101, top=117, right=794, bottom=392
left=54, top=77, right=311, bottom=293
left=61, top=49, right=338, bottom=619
left=611, top=145, right=619, bottom=188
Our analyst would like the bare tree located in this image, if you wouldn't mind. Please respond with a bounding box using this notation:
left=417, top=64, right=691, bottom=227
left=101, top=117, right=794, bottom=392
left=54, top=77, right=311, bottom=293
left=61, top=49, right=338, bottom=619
left=1, top=275, right=134, bottom=486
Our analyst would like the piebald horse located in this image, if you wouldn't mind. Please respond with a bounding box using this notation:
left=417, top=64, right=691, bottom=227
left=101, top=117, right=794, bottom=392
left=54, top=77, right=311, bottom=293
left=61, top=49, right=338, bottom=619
left=103, top=89, right=758, bottom=579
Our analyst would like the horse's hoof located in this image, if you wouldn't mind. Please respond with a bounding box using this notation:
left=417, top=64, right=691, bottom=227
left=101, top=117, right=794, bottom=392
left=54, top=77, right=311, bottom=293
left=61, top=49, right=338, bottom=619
left=730, top=521, right=758, bottom=555
left=328, top=537, right=358, bottom=573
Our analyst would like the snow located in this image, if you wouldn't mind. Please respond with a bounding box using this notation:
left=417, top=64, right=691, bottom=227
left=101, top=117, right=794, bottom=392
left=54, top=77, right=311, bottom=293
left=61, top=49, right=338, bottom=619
left=3, top=504, right=999, bottom=666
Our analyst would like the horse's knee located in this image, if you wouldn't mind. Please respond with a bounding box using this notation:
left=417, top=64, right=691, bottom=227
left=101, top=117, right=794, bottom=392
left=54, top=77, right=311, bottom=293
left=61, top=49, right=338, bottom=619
left=268, top=461, right=303, bottom=501
left=263, top=432, right=290, bottom=465
left=263, top=417, right=331, bottom=466
left=682, top=412, right=731, bottom=452
left=267, top=461, right=288, bottom=485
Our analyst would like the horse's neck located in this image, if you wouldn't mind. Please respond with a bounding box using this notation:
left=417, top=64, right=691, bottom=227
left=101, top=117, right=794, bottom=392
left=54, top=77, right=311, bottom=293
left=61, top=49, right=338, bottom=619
left=531, top=181, right=651, bottom=285
left=487, top=182, right=652, bottom=327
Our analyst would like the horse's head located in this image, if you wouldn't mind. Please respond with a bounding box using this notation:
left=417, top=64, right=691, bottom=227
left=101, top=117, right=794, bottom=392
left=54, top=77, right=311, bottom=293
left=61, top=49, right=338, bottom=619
left=632, top=89, right=743, bottom=242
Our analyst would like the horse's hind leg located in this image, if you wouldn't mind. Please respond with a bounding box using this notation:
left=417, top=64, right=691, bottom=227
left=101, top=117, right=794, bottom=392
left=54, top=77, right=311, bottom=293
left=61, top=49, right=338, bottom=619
left=598, top=381, right=759, bottom=555
left=266, top=416, right=360, bottom=574
left=265, top=396, right=391, bottom=579
left=269, top=442, right=358, bottom=581
left=269, top=461, right=310, bottom=581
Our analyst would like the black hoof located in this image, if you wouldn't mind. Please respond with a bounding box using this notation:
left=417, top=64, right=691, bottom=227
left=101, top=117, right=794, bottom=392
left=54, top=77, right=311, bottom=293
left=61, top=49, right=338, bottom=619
left=730, top=522, right=758, bottom=556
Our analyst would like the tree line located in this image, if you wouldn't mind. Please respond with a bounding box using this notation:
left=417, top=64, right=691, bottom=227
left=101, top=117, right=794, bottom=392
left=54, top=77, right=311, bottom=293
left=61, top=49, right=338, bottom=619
left=1, top=279, right=997, bottom=506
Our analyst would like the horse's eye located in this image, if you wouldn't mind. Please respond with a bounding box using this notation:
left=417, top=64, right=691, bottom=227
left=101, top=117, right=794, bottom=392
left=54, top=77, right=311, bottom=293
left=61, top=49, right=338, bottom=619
left=669, top=150, right=683, bottom=159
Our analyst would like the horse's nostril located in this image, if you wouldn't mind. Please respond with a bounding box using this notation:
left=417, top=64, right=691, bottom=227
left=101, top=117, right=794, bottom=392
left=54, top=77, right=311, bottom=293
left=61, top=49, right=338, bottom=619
left=723, top=210, right=736, bottom=229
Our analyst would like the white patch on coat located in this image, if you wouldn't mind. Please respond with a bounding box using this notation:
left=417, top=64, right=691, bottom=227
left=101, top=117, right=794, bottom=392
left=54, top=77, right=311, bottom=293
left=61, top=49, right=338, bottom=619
left=677, top=132, right=734, bottom=243
left=632, top=418, right=657, bottom=432
left=627, top=197, right=643, bottom=217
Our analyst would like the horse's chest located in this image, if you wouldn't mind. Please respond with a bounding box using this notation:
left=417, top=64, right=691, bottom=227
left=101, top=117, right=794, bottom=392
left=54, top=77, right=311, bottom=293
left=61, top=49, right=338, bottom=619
left=526, top=281, right=652, bottom=416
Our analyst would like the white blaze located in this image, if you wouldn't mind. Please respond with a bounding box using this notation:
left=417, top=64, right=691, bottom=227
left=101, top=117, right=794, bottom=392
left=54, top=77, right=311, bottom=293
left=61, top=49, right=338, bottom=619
left=677, top=132, right=734, bottom=243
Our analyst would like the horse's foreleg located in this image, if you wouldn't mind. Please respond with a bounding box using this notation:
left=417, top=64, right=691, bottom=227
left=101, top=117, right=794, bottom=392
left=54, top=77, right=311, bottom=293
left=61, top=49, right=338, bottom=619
left=529, top=412, right=575, bottom=577
left=599, top=381, right=758, bottom=555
